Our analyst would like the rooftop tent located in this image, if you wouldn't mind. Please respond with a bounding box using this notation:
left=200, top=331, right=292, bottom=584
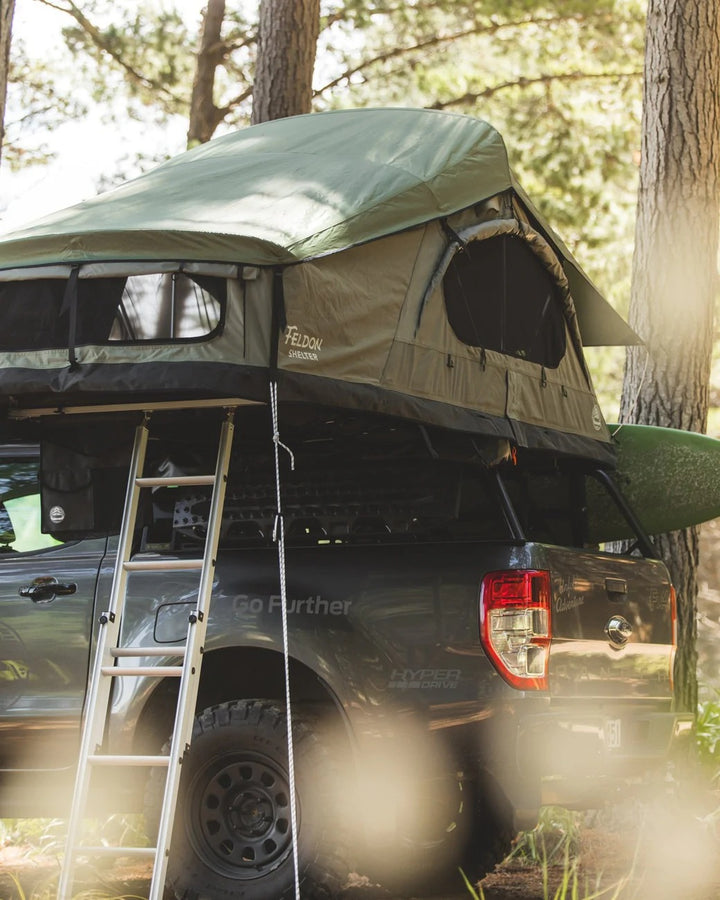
left=0, top=108, right=637, bottom=462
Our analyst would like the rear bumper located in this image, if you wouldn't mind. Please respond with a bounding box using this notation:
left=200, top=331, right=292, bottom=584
left=516, top=708, right=694, bottom=809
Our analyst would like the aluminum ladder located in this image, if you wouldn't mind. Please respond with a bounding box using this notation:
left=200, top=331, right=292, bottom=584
left=56, top=406, right=236, bottom=900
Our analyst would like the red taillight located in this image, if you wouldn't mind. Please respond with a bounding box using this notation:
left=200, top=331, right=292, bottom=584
left=480, top=570, right=551, bottom=691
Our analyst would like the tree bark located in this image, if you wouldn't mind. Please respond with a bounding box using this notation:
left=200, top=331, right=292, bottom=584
left=619, top=0, right=720, bottom=711
left=251, top=0, right=320, bottom=125
left=187, top=0, right=226, bottom=147
left=0, top=0, right=15, bottom=166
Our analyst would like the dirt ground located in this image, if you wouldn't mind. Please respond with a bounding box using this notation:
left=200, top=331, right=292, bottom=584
left=3, top=794, right=720, bottom=900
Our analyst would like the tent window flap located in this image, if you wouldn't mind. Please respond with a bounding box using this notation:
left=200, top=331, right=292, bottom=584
left=443, top=234, right=566, bottom=368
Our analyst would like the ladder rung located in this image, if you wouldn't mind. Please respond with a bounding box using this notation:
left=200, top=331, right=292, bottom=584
left=88, top=754, right=170, bottom=767
left=124, top=558, right=204, bottom=572
left=101, top=666, right=184, bottom=678
left=74, top=845, right=157, bottom=859
left=111, top=646, right=187, bottom=658
left=136, top=475, right=216, bottom=488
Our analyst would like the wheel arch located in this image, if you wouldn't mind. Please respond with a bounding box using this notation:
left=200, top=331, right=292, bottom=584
left=132, top=645, right=350, bottom=755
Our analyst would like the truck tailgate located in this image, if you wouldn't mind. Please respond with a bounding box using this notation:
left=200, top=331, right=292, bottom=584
left=544, top=546, right=674, bottom=700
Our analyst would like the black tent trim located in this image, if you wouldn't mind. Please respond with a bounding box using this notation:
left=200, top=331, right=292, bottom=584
left=3, top=362, right=616, bottom=465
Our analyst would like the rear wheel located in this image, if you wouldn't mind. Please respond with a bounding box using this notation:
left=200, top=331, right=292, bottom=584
left=361, top=769, right=515, bottom=895
left=147, top=699, right=348, bottom=900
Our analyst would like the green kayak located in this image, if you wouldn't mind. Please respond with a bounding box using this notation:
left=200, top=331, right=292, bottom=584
left=587, top=423, right=720, bottom=542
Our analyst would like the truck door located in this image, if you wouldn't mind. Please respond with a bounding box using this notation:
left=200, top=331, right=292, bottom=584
left=0, top=446, right=108, bottom=772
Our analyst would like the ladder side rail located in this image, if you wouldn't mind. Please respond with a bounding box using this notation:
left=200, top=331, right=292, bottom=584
left=148, top=412, right=236, bottom=900
left=57, top=420, right=150, bottom=900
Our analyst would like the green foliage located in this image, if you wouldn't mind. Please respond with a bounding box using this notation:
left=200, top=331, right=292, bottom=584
left=0, top=818, right=64, bottom=858
left=46, top=0, right=259, bottom=129
left=465, top=805, right=633, bottom=900
left=0, top=814, right=147, bottom=856
left=460, top=865, right=484, bottom=899
left=59, top=1, right=195, bottom=115
left=507, top=805, right=584, bottom=865
left=0, top=816, right=149, bottom=900
left=696, top=692, right=720, bottom=775
left=461, top=851, right=629, bottom=900
left=3, top=30, right=87, bottom=171
left=5, top=873, right=146, bottom=900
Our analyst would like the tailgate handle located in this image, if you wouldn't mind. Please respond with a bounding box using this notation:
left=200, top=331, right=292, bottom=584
left=605, top=577, right=627, bottom=598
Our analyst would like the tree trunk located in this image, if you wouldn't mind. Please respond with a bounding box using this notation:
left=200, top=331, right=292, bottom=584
left=187, top=0, right=226, bottom=147
left=0, top=0, right=15, bottom=166
left=251, top=0, right=320, bottom=125
left=619, top=0, right=720, bottom=712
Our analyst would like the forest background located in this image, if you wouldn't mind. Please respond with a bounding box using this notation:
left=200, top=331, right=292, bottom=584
left=1, top=0, right=720, bottom=695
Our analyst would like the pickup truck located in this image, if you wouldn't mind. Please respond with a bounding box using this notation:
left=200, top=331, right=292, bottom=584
left=0, top=412, right=693, bottom=899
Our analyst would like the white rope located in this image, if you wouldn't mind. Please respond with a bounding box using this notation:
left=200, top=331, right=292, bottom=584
left=269, top=381, right=300, bottom=900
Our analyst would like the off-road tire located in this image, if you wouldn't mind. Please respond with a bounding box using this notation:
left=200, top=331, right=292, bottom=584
left=361, top=770, right=516, bottom=895
left=468, top=772, right=517, bottom=881
left=146, top=699, right=348, bottom=900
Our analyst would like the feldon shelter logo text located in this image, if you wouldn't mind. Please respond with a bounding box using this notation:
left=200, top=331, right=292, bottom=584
left=284, top=325, right=324, bottom=361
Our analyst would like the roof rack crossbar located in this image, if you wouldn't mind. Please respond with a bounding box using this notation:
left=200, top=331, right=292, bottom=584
left=8, top=397, right=262, bottom=419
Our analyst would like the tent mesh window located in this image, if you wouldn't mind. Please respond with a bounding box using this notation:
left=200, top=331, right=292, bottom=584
left=109, top=273, right=224, bottom=342
left=0, top=279, right=69, bottom=351
left=443, top=234, right=566, bottom=367
left=0, top=272, right=224, bottom=350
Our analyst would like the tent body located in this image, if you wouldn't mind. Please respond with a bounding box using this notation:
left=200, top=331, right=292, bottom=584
left=0, top=108, right=635, bottom=463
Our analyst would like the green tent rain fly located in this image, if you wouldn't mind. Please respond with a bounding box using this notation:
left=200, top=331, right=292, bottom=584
left=0, top=108, right=637, bottom=462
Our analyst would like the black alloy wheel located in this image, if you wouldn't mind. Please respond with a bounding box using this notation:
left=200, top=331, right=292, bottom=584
left=147, top=699, right=348, bottom=900
left=188, top=750, right=295, bottom=878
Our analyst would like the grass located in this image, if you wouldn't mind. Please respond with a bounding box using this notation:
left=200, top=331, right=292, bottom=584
left=462, top=840, right=634, bottom=900
left=1, top=868, right=147, bottom=900
left=0, top=815, right=147, bottom=859
left=461, top=802, right=643, bottom=900
left=0, top=816, right=149, bottom=900
left=504, top=806, right=583, bottom=866
left=0, top=819, right=63, bottom=857
left=696, top=692, right=720, bottom=776
left=6, top=877, right=146, bottom=900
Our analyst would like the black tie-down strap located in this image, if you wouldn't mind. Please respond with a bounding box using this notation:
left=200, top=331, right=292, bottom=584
left=60, top=264, right=81, bottom=370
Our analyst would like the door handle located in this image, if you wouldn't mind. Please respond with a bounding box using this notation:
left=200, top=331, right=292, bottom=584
left=19, top=577, right=78, bottom=603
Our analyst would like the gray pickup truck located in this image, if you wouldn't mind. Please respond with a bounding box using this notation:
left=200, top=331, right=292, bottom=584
left=0, top=411, right=692, bottom=899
